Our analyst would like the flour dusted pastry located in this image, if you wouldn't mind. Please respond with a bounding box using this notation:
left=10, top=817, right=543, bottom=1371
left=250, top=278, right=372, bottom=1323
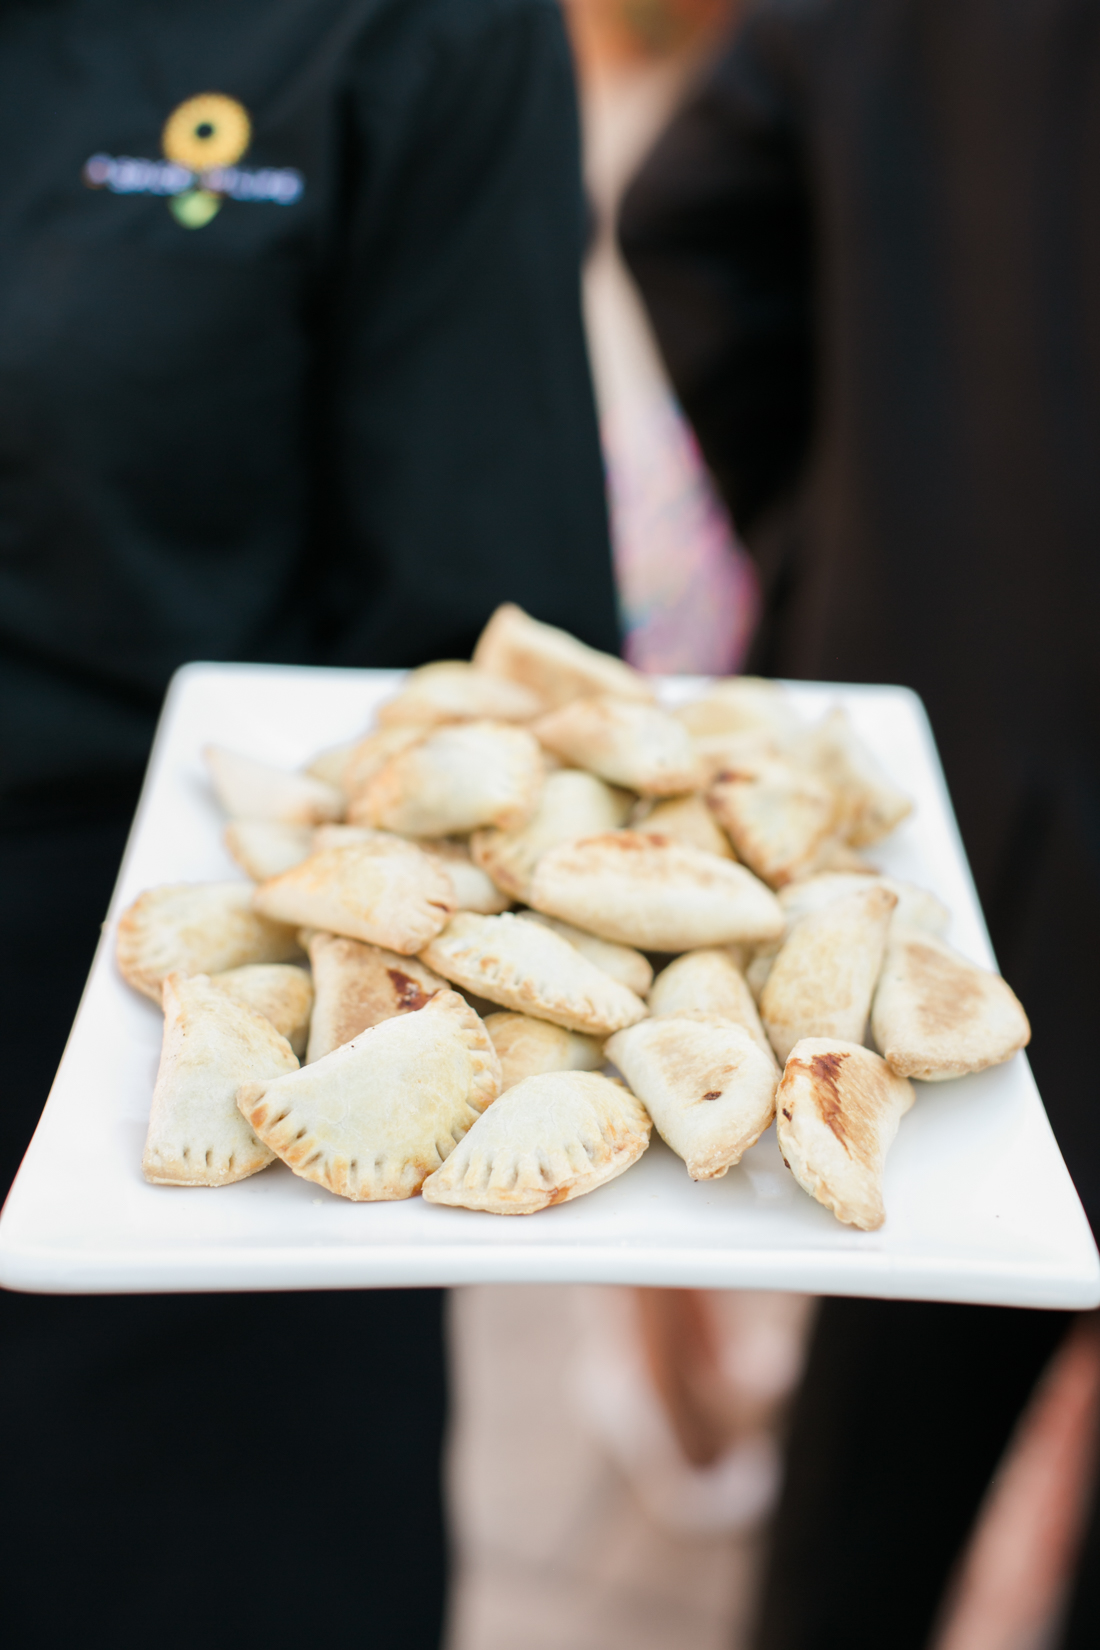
left=304, top=738, right=359, bottom=794
left=532, top=695, right=702, bottom=796
left=305, top=931, right=446, bottom=1062
left=314, top=825, right=511, bottom=914
left=143, top=973, right=298, bottom=1187
left=470, top=768, right=632, bottom=902
left=377, top=661, right=543, bottom=727
left=606, top=1017, right=778, bottom=1179
left=208, top=963, right=314, bottom=1056
left=675, top=677, right=802, bottom=743
left=224, top=821, right=315, bottom=881
left=708, top=758, right=839, bottom=887
left=779, top=871, right=950, bottom=936
left=647, top=949, right=773, bottom=1060
left=527, top=831, right=785, bottom=951
left=117, top=881, right=301, bottom=1002
left=483, top=1011, right=603, bottom=1090
left=472, top=601, right=652, bottom=709
left=871, top=928, right=1030, bottom=1080
left=517, top=911, right=653, bottom=995
left=420, top=911, right=647, bottom=1035
left=348, top=720, right=544, bottom=837
left=253, top=838, right=455, bottom=954
left=421, top=1069, right=651, bottom=1213
left=760, top=885, right=898, bottom=1064
left=792, top=708, right=913, bottom=847
left=204, top=745, right=343, bottom=825
left=238, top=989, right=500, bottom=1201
left=776, top=1038, right=914, bottom=1229
left=342, top=726, right=426, bottom=802
left=633, top=792, right=735, bottom=859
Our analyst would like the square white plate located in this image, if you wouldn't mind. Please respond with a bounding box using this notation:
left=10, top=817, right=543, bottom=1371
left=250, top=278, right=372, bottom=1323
left=1, top=664, right=1096, bottom=1306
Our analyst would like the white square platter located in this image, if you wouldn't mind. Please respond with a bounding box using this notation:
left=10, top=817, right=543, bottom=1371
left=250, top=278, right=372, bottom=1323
left=1, top=663, right=1096, bottom=1306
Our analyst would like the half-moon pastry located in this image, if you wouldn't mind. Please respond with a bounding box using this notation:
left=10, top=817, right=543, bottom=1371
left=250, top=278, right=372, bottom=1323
left=376, top=660, right=543, bottom=727
left=647, top=949, right=773, bottom=1060
left=606, top=1017, right=778, bottom=1179
left=253, top=838, right=455, bottom=954
left=208, top=963, right=314, bottom=1056
left=871, top=928, right=1030, bottom=1080
left=143, top=973, right=298, bottom=1187
left=238, top=989, right=500, bottom=1201
left=675, top=677, right=801, bottom=743
left=532, top=695, right=702, bottom=796
left=348, top=720, right=543, bottom=837
left=420, top=911, right=647, bottom=1035
left=707, top=758, right=838, bottom=887
left=527, top=831, right=785, bottom=951
left=483, top=1011, right=603, bottom=1090
left=204, top=745, right=343, bottom=824
left=472, top=601, right=652, bottom=709
left=633, top=792, right=736, bottom=859
left=421, top=1070, right=651, bottom=1213
left=117, top=881, right=301, bottom=1002
left=760, top=885, right=898, bottom=1063
left=792, top=708, right=913, bottom=846
left=775, top=1038, right=914, bottom=1229
left=305, top=932, right=446, bottom=1062
left=516, top=911, right=653, bottom=995
left=470, top=768, right=632, bottom=901
left=224, top=820, right=314, bottom=881
left=342, top=726, right=426, bottom=802
left=778, top=872, right=950, bottom=936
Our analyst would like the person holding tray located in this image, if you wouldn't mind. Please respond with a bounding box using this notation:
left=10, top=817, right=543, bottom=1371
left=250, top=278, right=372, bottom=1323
left=619, top=1, right=1100, bottom=1646
left=0, top=1, right=618, bottom=1645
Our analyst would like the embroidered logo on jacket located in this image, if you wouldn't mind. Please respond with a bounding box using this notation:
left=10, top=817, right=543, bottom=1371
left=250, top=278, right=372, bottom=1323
left=83, top=93, right=303, bottom=228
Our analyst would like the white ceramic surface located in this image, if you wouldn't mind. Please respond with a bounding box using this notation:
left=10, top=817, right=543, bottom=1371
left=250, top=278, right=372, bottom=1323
left=1, top=664, right=1096, bottom=1306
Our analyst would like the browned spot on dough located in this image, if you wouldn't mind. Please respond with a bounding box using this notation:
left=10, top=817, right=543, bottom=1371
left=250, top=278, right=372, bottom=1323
left=905, top=942, right=986, bottom=1035
left=782, top=1107, right=792, bottom=1120
left=787, top=1051, right=852, bottom=1153
left=782, top=1156, right=791, bottom=1170
left=701, top=1090, right=722, bottom=1101
left=386, top=969, right=431, bottom=1012
left=546, top=1186, right=572, bottom=1206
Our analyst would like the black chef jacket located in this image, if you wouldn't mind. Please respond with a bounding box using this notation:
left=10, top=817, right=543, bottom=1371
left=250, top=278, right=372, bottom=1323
left=0, top=0, right=618, bottom=825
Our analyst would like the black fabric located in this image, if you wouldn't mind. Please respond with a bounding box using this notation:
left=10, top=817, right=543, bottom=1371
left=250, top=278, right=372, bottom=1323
left=753, top=1299, right=1071, bottom=1650
left=0, top=0, right=619, bottom=820
left=0, top=814, right=448, bottom=1649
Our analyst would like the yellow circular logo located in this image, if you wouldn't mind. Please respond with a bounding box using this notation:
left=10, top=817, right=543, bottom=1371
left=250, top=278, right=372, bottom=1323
left=162, top=93, right=251, bottom=171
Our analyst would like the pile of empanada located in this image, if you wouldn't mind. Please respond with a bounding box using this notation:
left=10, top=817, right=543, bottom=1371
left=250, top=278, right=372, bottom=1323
left=119, top=603, right=1030, bottom=1231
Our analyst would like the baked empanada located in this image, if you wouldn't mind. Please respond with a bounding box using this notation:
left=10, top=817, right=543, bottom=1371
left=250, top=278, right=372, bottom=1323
left=871, top=928, right=1031, bottom=1080
left=483, top=1011, right=603, bottom=1090
left=779, top=871, right=950, bottom=936
left=647, top=949, right=773, bottom=1060
left=421, top=1069, right=651, bottom=1213
left=117, top=881, right=301, bottom=1002
left=305, top=931, right=446, bottom=1063
left=304, top=738, right=359, bottom=794
left=532, top=695, right=702, bottom=796
left=792, top=708, right=913, bottom=847
left=238, top=989, right=500, bottom=1201
left=605, top=1017, right=778, bottom=1179
left=420, top=911, right=647, bottom=1035
left=776, top=1038, right=914, bottom=1229
left=676, top=677, right=801, bottom=742
left=348, top=720, right=543, bottom=837
left=527, top=831, right=785, bottom=951
left=472, top=601, right=653, bottom=709
left=253, top=838, right=455, bottom=954
left=377, top=661, right=543, bottom=727
left=204, top=745, right=343, bottom=825
left=707, top=758, right=838, bottom=887
left=517, top=911, right=653, bottom=995
left=633, top=792, right=735, bottom=859
left=314, top=825, right=511, bottom=915
left=143, top=973, right=298, bottom=1187
left=342, top=726, right=426, bottom=802
left=760, top=885, right=898, bottom=1063
left=208, top=963, right=314, bottom=1056
left=224, top=820, right=314, bottom=881
left=470, top=768, right=632, bottom=901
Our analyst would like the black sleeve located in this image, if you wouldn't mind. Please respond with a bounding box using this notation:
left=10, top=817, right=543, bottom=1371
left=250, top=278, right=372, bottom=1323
left=317, top=0, right=620, bottom=665
left=618, top=5, right=815, bottom=536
